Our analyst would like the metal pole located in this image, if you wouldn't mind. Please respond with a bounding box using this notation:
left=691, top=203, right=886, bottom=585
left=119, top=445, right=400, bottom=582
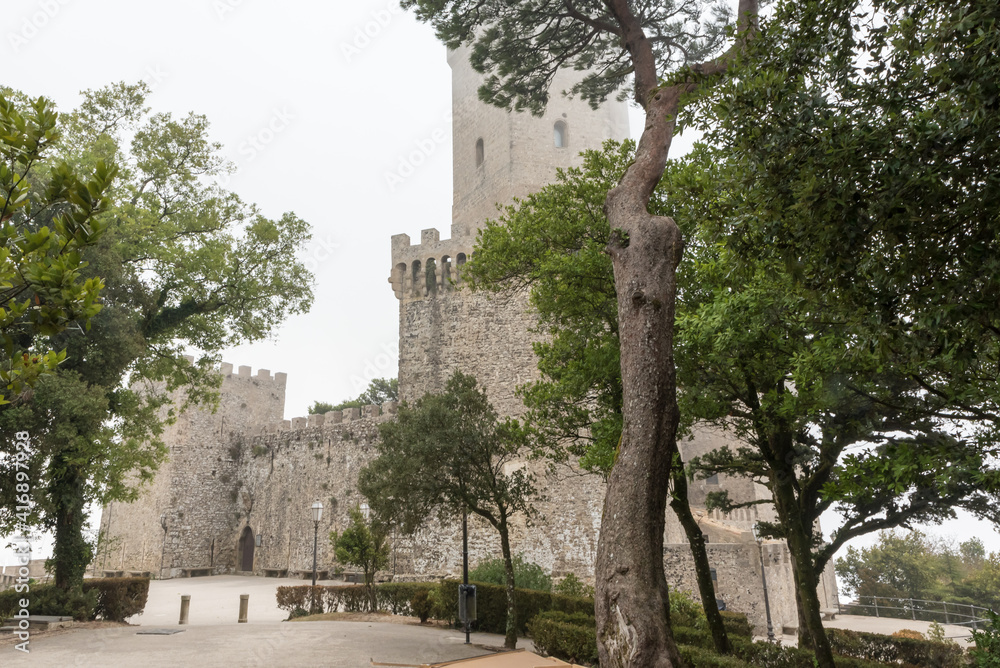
left=463, top=508, right=470, bottom=645
left=874, top=597, right=879, bottom=618
left=312, top=520, right=319, bottom=588
left=911, top=598, right=916, bottom=620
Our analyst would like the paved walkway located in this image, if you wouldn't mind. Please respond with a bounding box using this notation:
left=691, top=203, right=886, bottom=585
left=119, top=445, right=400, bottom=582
left=3, top=621, right=511, bottom=667
left=3, top=576, right=518, bottom=667
left=3, top=576, right=981, bottom=666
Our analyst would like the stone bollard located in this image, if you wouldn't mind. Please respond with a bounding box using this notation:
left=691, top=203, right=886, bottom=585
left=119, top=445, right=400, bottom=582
left=179, top=595, right=190, bottom=625
left=238, top=594, right=249, bottom=624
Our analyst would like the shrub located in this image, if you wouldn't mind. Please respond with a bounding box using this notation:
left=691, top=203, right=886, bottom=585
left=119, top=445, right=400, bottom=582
left=434, top=579, right=593, bottom=635
left=679, top=644, right=750, bottom=668
left=969, top=610, right=1000, bottom=668
left=893, top=629, right=925, bottom=640
left=411, top=590, right=433, bottom=623
left=468, top=555, right=552, bottom=592
left=0, top=584, right=98, bottom=621
left=720, top=610, right=754, bottom=639
left=375, top=582, right=434, bottom=616
left=82, top=577, right=150, bottom=622
left=527, top=610, right=598, bottom=665
left=670, top=589, right=707, bottom=630
left=275, top=586, right=325, bottom=617
left=554, top=573, right=594, bottom=599
left=828, top=627, right=967, bottom=668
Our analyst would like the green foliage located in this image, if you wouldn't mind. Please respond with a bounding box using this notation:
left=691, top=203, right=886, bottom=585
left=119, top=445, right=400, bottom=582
left=469, top=555, right=551, bottom=593
left=527, top=611, right=599, bottom=665
left=554, top=573, right=594, bottom=599
left=0, top=81, right=313, bottom=591
left=827, top=628, right=967, bottom=668
left=400, top=0, right=733, bottom=113
left=83, top=576, right=150, bottom=622
left=0, top=94, right=111, bottom=403
left=330, top=506, right=389, bottom=610
left=410, top=589, right=433, bottom=623
left=311, top=378, right=398, bottom=414
left=359, top=371, right=538, bottom=647
left=969, top=610, right=1000, bottom=668
left=0, top=583, right=97, bottom=621
left=835, top=530, right=1000, bottom=611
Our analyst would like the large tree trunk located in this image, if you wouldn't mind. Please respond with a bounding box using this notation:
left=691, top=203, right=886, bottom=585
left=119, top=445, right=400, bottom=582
left=50, top=456, right=91, bottom=591
left=595, top=81, right=687, bottom=667
left=498, top=518, right=518, bottom=650
left=594, top=3, right=757, bottom=664
left=670, top=461, right=731, bottom=653
left=770, top=462, right=835, bottom=668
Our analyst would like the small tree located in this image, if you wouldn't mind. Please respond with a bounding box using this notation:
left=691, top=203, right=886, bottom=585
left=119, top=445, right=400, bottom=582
left=358, top=371, right=538, bottom=649
left=330, top=506, right=389, bottom=612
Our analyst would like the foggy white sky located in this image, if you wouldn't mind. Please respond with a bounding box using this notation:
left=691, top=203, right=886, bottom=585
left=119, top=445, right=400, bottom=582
left=2, top=0, right=997, bottom=568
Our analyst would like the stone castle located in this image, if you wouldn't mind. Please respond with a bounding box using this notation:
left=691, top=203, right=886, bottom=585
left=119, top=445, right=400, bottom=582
left=98, top=46, right=837, bottom=634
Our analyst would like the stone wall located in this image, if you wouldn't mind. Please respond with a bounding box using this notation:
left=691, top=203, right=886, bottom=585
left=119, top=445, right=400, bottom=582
left=97, top=364, right=286, bottom=577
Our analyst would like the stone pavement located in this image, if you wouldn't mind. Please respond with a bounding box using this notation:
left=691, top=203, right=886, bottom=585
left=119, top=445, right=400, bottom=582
left=2, top=620, right=512, bottom=667
left=3, top=576, right=519, bottom=667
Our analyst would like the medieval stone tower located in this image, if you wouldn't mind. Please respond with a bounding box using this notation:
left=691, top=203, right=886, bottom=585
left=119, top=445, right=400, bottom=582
left=391, top=46, right=630, bottom=411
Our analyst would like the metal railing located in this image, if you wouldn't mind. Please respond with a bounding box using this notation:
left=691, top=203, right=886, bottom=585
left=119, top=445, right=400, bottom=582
left=838, top=596, right=995, bottom=630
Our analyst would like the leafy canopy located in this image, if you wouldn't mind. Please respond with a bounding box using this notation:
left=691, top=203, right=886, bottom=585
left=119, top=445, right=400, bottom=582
left=0, top=94, right=112, bottom=402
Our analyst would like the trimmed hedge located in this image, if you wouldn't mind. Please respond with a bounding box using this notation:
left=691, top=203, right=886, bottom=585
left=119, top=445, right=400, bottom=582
left=720, top=610, right=754, bottom=638
left=526, top=611, right=599, bottom=665
left=275, top=583, right=439, bottom=618
left=827, top=628, right=967, bottom=668
left=435, top=579, right=594, bottom=636
left=83, top=577, right=150, bottom=622
left=0, top=577, right=149, bottom=622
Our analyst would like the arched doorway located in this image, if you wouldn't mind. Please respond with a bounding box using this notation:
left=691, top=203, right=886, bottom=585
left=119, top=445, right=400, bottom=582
left=238, top=526, right=254, bottom=572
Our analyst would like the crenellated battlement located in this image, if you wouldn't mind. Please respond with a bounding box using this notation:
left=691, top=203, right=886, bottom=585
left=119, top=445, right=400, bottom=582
left=251, top=402, right=399, bottom=435
left=389, top=228, right=475, bottom=301
left=219, top=361, right=287, bottom=386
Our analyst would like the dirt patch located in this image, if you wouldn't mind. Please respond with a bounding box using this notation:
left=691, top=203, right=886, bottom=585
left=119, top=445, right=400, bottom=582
left=0, top=620, right=130, bottom=646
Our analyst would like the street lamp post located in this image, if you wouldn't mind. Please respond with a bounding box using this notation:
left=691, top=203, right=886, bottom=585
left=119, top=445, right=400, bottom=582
left=311, top=500, right=323, bottom=589
left=752, top=524, right=776, bottom=642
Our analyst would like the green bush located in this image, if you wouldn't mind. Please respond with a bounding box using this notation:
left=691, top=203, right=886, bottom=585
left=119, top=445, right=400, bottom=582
left=527, top=610, right=598, bottom=665
left=374, top=582, right=435, bottom=616
left=720, top=610, right=753, bottom=639
left=828, top=627, right=967, bottom=667
left=0, top=584, right=98, bottom=621
left=969, top=610, right=1000, bottom=668
left=679, top=644, right=750, bottom=668
left=276, top=585, right=326, bottom=616
left=434, top=579, right=593, bottom=635
left=82, top=577, right=150, bottom=622
left=554, top=573, right=594, bottom=599
left=670, top=589, right=708, bottom=629
left=468, top=555, right=552, bottom=592
left=411, top=589, right=433, bottom=623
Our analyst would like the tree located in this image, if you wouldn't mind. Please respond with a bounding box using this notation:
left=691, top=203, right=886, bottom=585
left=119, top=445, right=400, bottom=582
left=466, top=141, right=734, bottom=653
left=0, top=82, right=314, bottom=590
left=358, top=371, right=538, bottom=649
left=400, top=2, right=758, bottom=663
left=678, top=2, right=1000, bottom=661
left=310, top=378, right=398, bottom=414
left=330, top=506, right=390, bottom=612
left=0, top=94, right=111, bottom=403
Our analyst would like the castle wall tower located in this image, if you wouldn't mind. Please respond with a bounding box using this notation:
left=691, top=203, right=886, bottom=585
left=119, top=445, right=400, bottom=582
left=448, top=45, right=631, bottom=241
left=391, top=49, right=630, bottom=408
left=96, top=363, right=286, bottom=578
